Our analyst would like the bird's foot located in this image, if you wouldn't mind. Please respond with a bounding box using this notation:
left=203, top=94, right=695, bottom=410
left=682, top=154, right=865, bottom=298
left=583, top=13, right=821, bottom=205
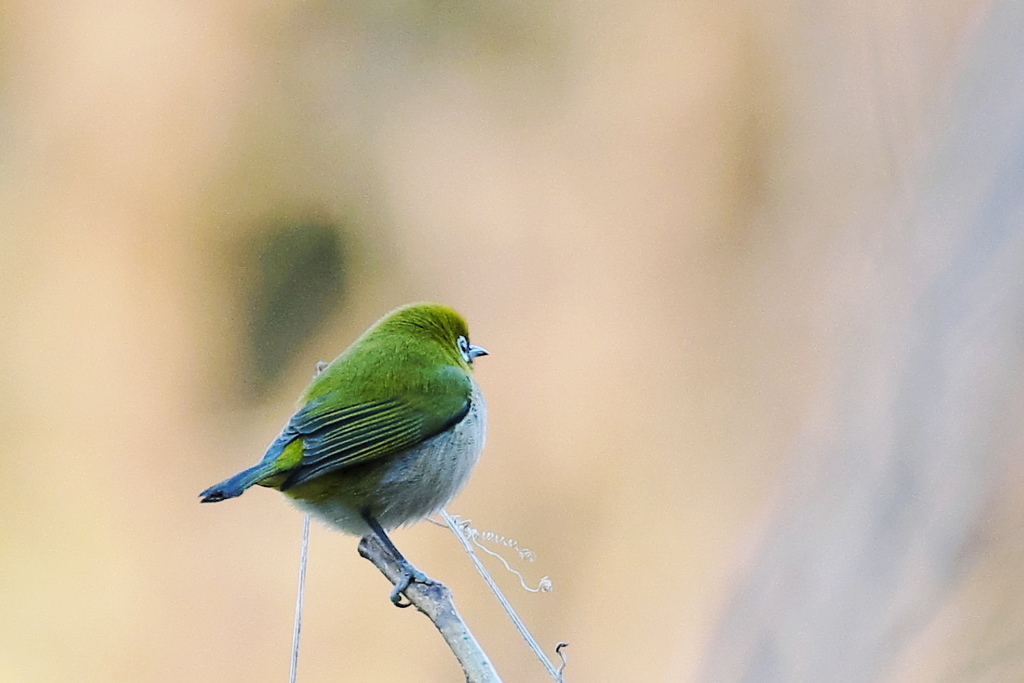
left=390, top=562, right=434, bottom=608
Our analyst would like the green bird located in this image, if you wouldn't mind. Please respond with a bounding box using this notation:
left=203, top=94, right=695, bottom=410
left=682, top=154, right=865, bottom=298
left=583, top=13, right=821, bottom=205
left=200, top=302, right=488, bottom=603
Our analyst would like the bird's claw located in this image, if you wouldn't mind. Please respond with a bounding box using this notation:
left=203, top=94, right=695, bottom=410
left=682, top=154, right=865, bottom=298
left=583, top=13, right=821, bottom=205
left=389, top=565, right=433, bottom=608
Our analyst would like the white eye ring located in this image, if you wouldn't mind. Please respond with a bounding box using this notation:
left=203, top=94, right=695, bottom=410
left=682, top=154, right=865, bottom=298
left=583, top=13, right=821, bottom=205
left=457, top=335, right=472, bottom=362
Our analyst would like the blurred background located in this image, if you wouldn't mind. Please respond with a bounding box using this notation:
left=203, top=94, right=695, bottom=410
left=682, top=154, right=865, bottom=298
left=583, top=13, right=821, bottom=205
left=2, top=0, right=1024, bottom=681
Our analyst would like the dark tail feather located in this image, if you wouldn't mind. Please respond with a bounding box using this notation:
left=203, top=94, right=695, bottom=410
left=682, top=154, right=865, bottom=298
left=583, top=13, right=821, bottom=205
left=199, top=464, right=275, bottom=503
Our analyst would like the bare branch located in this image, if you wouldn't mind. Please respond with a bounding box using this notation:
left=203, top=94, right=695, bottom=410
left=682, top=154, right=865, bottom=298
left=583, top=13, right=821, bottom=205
left=357, top=535, right=503, bottom=683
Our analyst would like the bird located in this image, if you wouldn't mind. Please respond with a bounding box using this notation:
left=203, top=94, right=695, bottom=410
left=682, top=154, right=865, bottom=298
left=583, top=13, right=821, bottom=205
left=199, top=302, right=488, bottom=604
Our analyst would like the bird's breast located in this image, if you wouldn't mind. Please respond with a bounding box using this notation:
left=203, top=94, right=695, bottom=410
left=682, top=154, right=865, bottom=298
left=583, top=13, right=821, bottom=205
left=376, top=379, right=487, bottom=520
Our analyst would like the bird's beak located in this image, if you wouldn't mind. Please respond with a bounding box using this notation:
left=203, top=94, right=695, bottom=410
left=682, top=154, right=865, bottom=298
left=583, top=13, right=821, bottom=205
left=468, top=344, right=489, bottom=359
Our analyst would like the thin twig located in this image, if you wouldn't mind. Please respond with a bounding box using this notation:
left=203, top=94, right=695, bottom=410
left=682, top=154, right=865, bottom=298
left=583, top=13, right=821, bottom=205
left=357, top=534, right=503, bottom=683
left=441, top=510, right=565, bottom=682
left=289, top=514, right=311, bottom=683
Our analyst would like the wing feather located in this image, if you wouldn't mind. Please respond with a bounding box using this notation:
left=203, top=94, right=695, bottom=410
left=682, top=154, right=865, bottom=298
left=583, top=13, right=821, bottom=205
left=278, top=387, right=470, bottom=489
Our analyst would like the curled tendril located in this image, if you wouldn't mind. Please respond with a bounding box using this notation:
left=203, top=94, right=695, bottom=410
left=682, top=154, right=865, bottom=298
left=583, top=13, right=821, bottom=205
left=446, top=515, right=553, bottom=593
left=555, top=642, right=569, bottom=680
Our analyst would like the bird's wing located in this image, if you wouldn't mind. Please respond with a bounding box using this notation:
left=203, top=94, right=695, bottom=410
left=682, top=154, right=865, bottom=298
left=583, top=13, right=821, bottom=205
left=279, top=383, right=470, bottom=488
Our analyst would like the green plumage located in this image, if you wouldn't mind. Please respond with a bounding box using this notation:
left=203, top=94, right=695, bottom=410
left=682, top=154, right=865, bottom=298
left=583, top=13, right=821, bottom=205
left=199, top=302, right=488, bottom=535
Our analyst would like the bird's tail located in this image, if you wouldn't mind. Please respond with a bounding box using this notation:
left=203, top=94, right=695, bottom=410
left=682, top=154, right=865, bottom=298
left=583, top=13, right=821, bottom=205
left=199, top=463, right=278, bottom=503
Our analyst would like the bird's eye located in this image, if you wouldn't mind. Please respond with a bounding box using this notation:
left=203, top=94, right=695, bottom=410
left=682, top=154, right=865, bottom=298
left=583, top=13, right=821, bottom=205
left=457, top=335, right=472, bottom=362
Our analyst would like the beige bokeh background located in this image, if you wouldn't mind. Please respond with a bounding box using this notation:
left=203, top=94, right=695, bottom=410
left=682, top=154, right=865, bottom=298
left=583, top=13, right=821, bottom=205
left=2, top=1, right=1023, bottom=682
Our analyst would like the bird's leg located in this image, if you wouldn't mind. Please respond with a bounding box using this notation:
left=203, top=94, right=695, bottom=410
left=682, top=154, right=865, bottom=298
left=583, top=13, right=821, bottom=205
left=361, top=511, right=434, bottom=608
